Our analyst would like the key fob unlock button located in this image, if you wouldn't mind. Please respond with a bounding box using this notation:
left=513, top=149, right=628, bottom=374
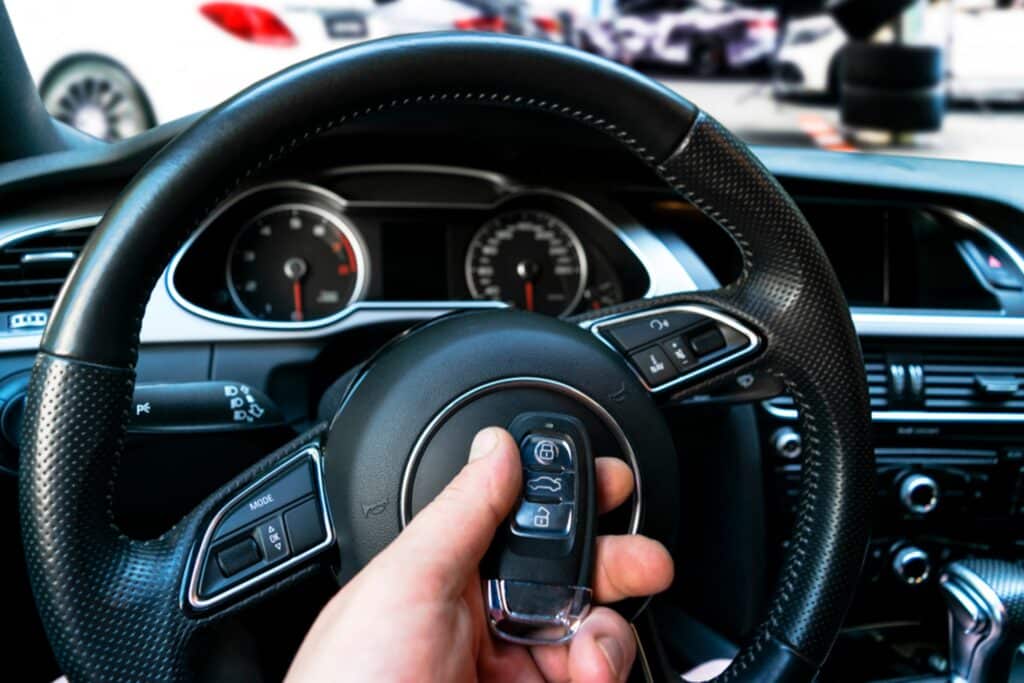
left=515, top=501, right=572, bottom=535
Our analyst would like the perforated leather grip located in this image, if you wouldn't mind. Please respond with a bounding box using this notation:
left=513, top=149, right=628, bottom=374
left=21, top=33, right=871, bottom=681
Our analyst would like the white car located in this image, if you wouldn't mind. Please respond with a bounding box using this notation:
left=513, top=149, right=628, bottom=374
left=774, top=0, right=1024, bottom=103
left=576, top=0, right=777, bottom=75
left=7, top=0, right=564, bottom=142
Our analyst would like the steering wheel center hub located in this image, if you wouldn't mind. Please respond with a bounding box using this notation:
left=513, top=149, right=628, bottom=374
left=321, top=310, right=679, bottom=584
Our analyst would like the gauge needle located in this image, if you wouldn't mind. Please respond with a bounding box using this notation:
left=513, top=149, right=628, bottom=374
left=292, top=280, right=304, bottom=322
left=283, top=256, right=308, bottom=323
left=524, top=281, right=535, bottom=312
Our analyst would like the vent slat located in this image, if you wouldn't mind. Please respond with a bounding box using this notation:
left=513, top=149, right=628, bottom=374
left=0, top=225, right=93, bottom=313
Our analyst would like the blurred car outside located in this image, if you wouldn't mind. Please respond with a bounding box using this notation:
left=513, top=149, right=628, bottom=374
left=774, top=0, right=1024, bottom=104
left=7, top=0, right=578, bottom=142
left=575, top=0, right=778, bottom=75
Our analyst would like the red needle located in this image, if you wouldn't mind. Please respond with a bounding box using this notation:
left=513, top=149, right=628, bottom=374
left=524, top=281, right=535, bottom=312
left=292, top=280, right=304, bottom=322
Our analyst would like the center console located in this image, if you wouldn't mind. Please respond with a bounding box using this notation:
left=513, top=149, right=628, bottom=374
left=761, top=337, right=1024, bottom=675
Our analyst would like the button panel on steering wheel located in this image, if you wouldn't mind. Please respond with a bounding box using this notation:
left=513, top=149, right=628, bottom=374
left=484, top=413, right=597, bottom=645
left=589, top=304, right=760, bottom=393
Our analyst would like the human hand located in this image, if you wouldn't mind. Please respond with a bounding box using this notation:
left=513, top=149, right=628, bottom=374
left=287, top=427, right=674, bottom=682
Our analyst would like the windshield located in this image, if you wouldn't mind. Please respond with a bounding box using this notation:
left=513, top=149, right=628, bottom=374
left=5, top=0, right=1021, bottom=164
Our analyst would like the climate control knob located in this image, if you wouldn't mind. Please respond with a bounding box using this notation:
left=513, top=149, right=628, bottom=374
left=899, top=473, right=939, bottom=515
left=892, top=546, right=931, bottom=585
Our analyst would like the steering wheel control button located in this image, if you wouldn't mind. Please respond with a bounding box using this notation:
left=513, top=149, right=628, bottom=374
left=284, top=499, right=327, bottom=554
left=520, top=434, right=573, bottom=472
left=216, top=538, right=261, bottom=577
left=255, top=516, right=290, bottom=563
left=524, top=473, right=575, bottom=503
left=589, top=305, right=761, bottom=393
left=630, top=347, right=677, bottom=386
left=189, top=446, right=334, bottom=611
left=213, top=458, right=316, bottom=540
left=485, top=412, right=596, bottom=645
left=514, top=501, right=573, bottom=535
left=661, top=337, right=696, bottom=371
left=599, top=310, right=703, bottom=352
left=689, top=327, right=727, bottom=356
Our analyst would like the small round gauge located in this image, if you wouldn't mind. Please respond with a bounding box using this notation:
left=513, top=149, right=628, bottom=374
left=227, top=203, right=366, bottom=323
left=465, top=210, right=587, bottom=316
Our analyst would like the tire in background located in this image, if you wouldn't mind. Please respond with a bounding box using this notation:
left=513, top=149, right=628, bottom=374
left=39, top=55, right=155, bottom=142
left=829, top=0, right=917, bottom=40
left=840, top=42, right=944, bottom=132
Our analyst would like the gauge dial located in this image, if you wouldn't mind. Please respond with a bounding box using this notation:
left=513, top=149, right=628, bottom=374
left=465, top=210, right=587, bottom=316
left=227, top=204, right=366, bottom=322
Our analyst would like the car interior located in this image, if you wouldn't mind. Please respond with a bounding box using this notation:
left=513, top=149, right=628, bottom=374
left=4, top=2, right=1024, bottom=682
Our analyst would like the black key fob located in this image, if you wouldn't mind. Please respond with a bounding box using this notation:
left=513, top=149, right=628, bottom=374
left=483, top=412, right=597, bottom=645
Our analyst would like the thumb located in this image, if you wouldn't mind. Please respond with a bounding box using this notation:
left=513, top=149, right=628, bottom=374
left=386, top=427, right=522, bottom=596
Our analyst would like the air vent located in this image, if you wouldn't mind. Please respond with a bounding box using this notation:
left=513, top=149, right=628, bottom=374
left=922, top=351, right=1024, bottom=412
left=0, top=222, right=95, bottom=315
left=766, top=351, right=890, bottom=413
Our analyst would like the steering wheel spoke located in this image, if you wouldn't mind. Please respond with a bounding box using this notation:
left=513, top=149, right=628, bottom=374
left=183, top=439, right=335, bottom=614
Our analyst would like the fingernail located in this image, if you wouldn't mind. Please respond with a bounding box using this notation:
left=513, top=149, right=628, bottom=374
left=469, top=428, right=499, bottom=462
left=598, top=636, right=625, bottom=679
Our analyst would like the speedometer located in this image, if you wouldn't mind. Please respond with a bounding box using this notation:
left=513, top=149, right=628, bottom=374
left=227, top=203, right=367, bottom=322
left=465, top=210, right=587, bottom=316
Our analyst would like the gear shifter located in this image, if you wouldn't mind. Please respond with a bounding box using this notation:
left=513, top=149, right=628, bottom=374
left=939, top=559, right=1024, bottom=683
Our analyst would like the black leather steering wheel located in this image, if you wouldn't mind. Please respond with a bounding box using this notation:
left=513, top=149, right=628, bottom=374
left=20, top=34, right=873, bottom=682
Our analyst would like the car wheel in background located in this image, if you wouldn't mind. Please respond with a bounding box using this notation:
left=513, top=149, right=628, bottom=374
left=39, top=55, right=155, bottom=142
left=840, top=42, right=944, bottom=132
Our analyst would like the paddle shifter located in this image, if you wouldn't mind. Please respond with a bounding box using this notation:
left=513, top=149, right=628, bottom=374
left=939, top=559, right=1024, bottom=683
left=483, top=412, right=598, bottom=645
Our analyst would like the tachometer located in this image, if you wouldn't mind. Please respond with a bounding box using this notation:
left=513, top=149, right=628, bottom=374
left=227, top=203, right=366, bottom=322
left=465, top=210, right=587, bottom=316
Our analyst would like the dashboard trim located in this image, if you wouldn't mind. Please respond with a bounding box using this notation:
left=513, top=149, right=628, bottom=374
left=763, top=402, right=1024, bottom=424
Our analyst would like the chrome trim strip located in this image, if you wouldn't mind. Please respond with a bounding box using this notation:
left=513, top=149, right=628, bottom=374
left=185, top=445, right=335, bottom=611
left=399, top=377, right=642, bottom=536
left=0, top=214, right=102, bottom=249
left=851, top=309, right=1024, bottom=338
left=764, top=402, right=1024, bottom=423
left=21, top=251, right=76, bottom=264
left=585, top=305, right=761, bottom=394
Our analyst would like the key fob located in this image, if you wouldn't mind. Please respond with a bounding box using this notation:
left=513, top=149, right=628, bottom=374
left=483, top=412, right=597, bottom=645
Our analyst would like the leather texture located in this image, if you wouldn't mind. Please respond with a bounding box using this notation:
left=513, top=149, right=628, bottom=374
left=19, top=352, right=328, bottom=682
left=574, top=115, right=874, bottom=675
left=21, top=33, right=871, bottom=681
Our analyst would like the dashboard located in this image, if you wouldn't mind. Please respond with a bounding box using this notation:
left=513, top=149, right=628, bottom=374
left=5, top=105, right=1024, bottom=681
left=169, top=165, right=650, bottom=327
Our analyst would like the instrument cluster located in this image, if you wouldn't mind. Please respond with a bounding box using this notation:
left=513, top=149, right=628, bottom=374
left=168, top=167, right=650, bottom=328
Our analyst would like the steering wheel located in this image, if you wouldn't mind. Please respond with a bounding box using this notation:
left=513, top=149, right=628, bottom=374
left=20, top=34, right=873, bottom=682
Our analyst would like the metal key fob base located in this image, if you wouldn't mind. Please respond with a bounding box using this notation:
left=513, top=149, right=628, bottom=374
left=484, top=412, right=597, bottom=645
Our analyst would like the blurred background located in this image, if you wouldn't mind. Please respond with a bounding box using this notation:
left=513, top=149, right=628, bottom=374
left=5, top=0, right=1021, bottom=164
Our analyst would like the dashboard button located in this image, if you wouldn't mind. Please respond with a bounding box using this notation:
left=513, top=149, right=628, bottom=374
left=630, top=347, right=677, bottom=387
left=601, top=311, right=704, bottom=352
left=214, top=459, right=315, bottom=540
left=254, top=515, right=289, bottom=564
left=661, top=336, right=696, bottom=371
left=689, top=327, right=727, bottom=356
left=216, top=538, right=261, bottom=577
left=284, top=500, right=326, bottom=554
left=520, top=435, right=573, bottom=472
